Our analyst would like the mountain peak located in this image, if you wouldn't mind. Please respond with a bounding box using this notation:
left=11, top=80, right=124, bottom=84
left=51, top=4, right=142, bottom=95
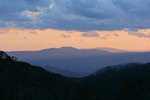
left=59, top=47, right=78, bottom=50
left=40, top=47, right=78, bottom=52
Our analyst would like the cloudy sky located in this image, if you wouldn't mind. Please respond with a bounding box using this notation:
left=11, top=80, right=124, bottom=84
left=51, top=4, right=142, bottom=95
left=1, top=0, right=150, bottom=51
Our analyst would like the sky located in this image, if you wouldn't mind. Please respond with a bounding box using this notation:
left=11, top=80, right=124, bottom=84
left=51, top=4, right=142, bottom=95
left=1, top=0, right=150, bottom=51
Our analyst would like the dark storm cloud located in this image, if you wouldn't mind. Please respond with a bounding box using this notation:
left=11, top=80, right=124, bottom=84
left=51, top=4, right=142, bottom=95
left=55, top=0, right=122, bottom=19
left=1, top=0, right=150, bottom=32
left=0, top=0, right=51, bottom=27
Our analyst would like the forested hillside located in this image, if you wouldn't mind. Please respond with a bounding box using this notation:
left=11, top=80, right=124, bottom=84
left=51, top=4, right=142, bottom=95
left=1, top=51, right=150, bottom=100
left=79, top=63, right=150, bottom=100
left=0, top=52, right=87, bottom=100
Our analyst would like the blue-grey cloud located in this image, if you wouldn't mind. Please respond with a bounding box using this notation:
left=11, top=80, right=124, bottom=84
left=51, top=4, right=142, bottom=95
left=99, top=34, right=110, bottom=39
left=125, top=28, right=150, bottom=38
left=62, top=34, right=71, bottom=38
left=101, top=37, right=108, bottom=39
left=81, top=32, right=100, bottom=37
left=114, top=33, right=119, bottom=37
left=1, top=0, right=150, bottom=31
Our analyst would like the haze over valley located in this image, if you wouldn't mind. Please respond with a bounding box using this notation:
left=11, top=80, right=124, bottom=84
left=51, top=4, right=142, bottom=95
left=7, top=47, right=150, bottom=77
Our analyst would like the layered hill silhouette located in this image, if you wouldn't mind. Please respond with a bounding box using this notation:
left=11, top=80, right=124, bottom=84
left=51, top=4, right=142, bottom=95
left=1, top=51, right=150, bottom=100
left=7, top=47, right=110, bottom=59
left=7, top=47, right=150, bottom=77
left=43, top=65, right=88, bottom=77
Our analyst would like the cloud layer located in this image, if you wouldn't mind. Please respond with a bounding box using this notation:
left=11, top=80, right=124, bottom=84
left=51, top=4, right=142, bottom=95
left=125, top=28, right=150, bottom=38
left=1, top=0, right=150, bottom=31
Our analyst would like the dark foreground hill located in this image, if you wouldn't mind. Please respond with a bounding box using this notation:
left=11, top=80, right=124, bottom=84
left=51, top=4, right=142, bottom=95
left=79, top=63, right=150, bottom=100
left=0, top=52, right=88, bottom=100
left=1, top=51, right=150, bottom=100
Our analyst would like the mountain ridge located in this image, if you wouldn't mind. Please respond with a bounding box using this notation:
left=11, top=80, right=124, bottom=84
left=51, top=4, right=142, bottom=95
left=7, top=47, right=111, bottom=59
left=94, top=47, right=128, bottom=53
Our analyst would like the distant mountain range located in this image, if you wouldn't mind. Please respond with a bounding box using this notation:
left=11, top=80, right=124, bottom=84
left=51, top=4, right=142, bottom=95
left=7, top=47, right=150, bottom=77
left=7, top=47, right=110, bottom=59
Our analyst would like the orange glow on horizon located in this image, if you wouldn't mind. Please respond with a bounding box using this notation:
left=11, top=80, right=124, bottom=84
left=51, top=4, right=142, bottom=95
left=0, top=28, right=150, bottom=52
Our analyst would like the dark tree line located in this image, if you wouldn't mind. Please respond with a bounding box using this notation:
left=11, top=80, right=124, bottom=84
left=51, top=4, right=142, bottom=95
left=78, top=63, right=150, bottom=100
